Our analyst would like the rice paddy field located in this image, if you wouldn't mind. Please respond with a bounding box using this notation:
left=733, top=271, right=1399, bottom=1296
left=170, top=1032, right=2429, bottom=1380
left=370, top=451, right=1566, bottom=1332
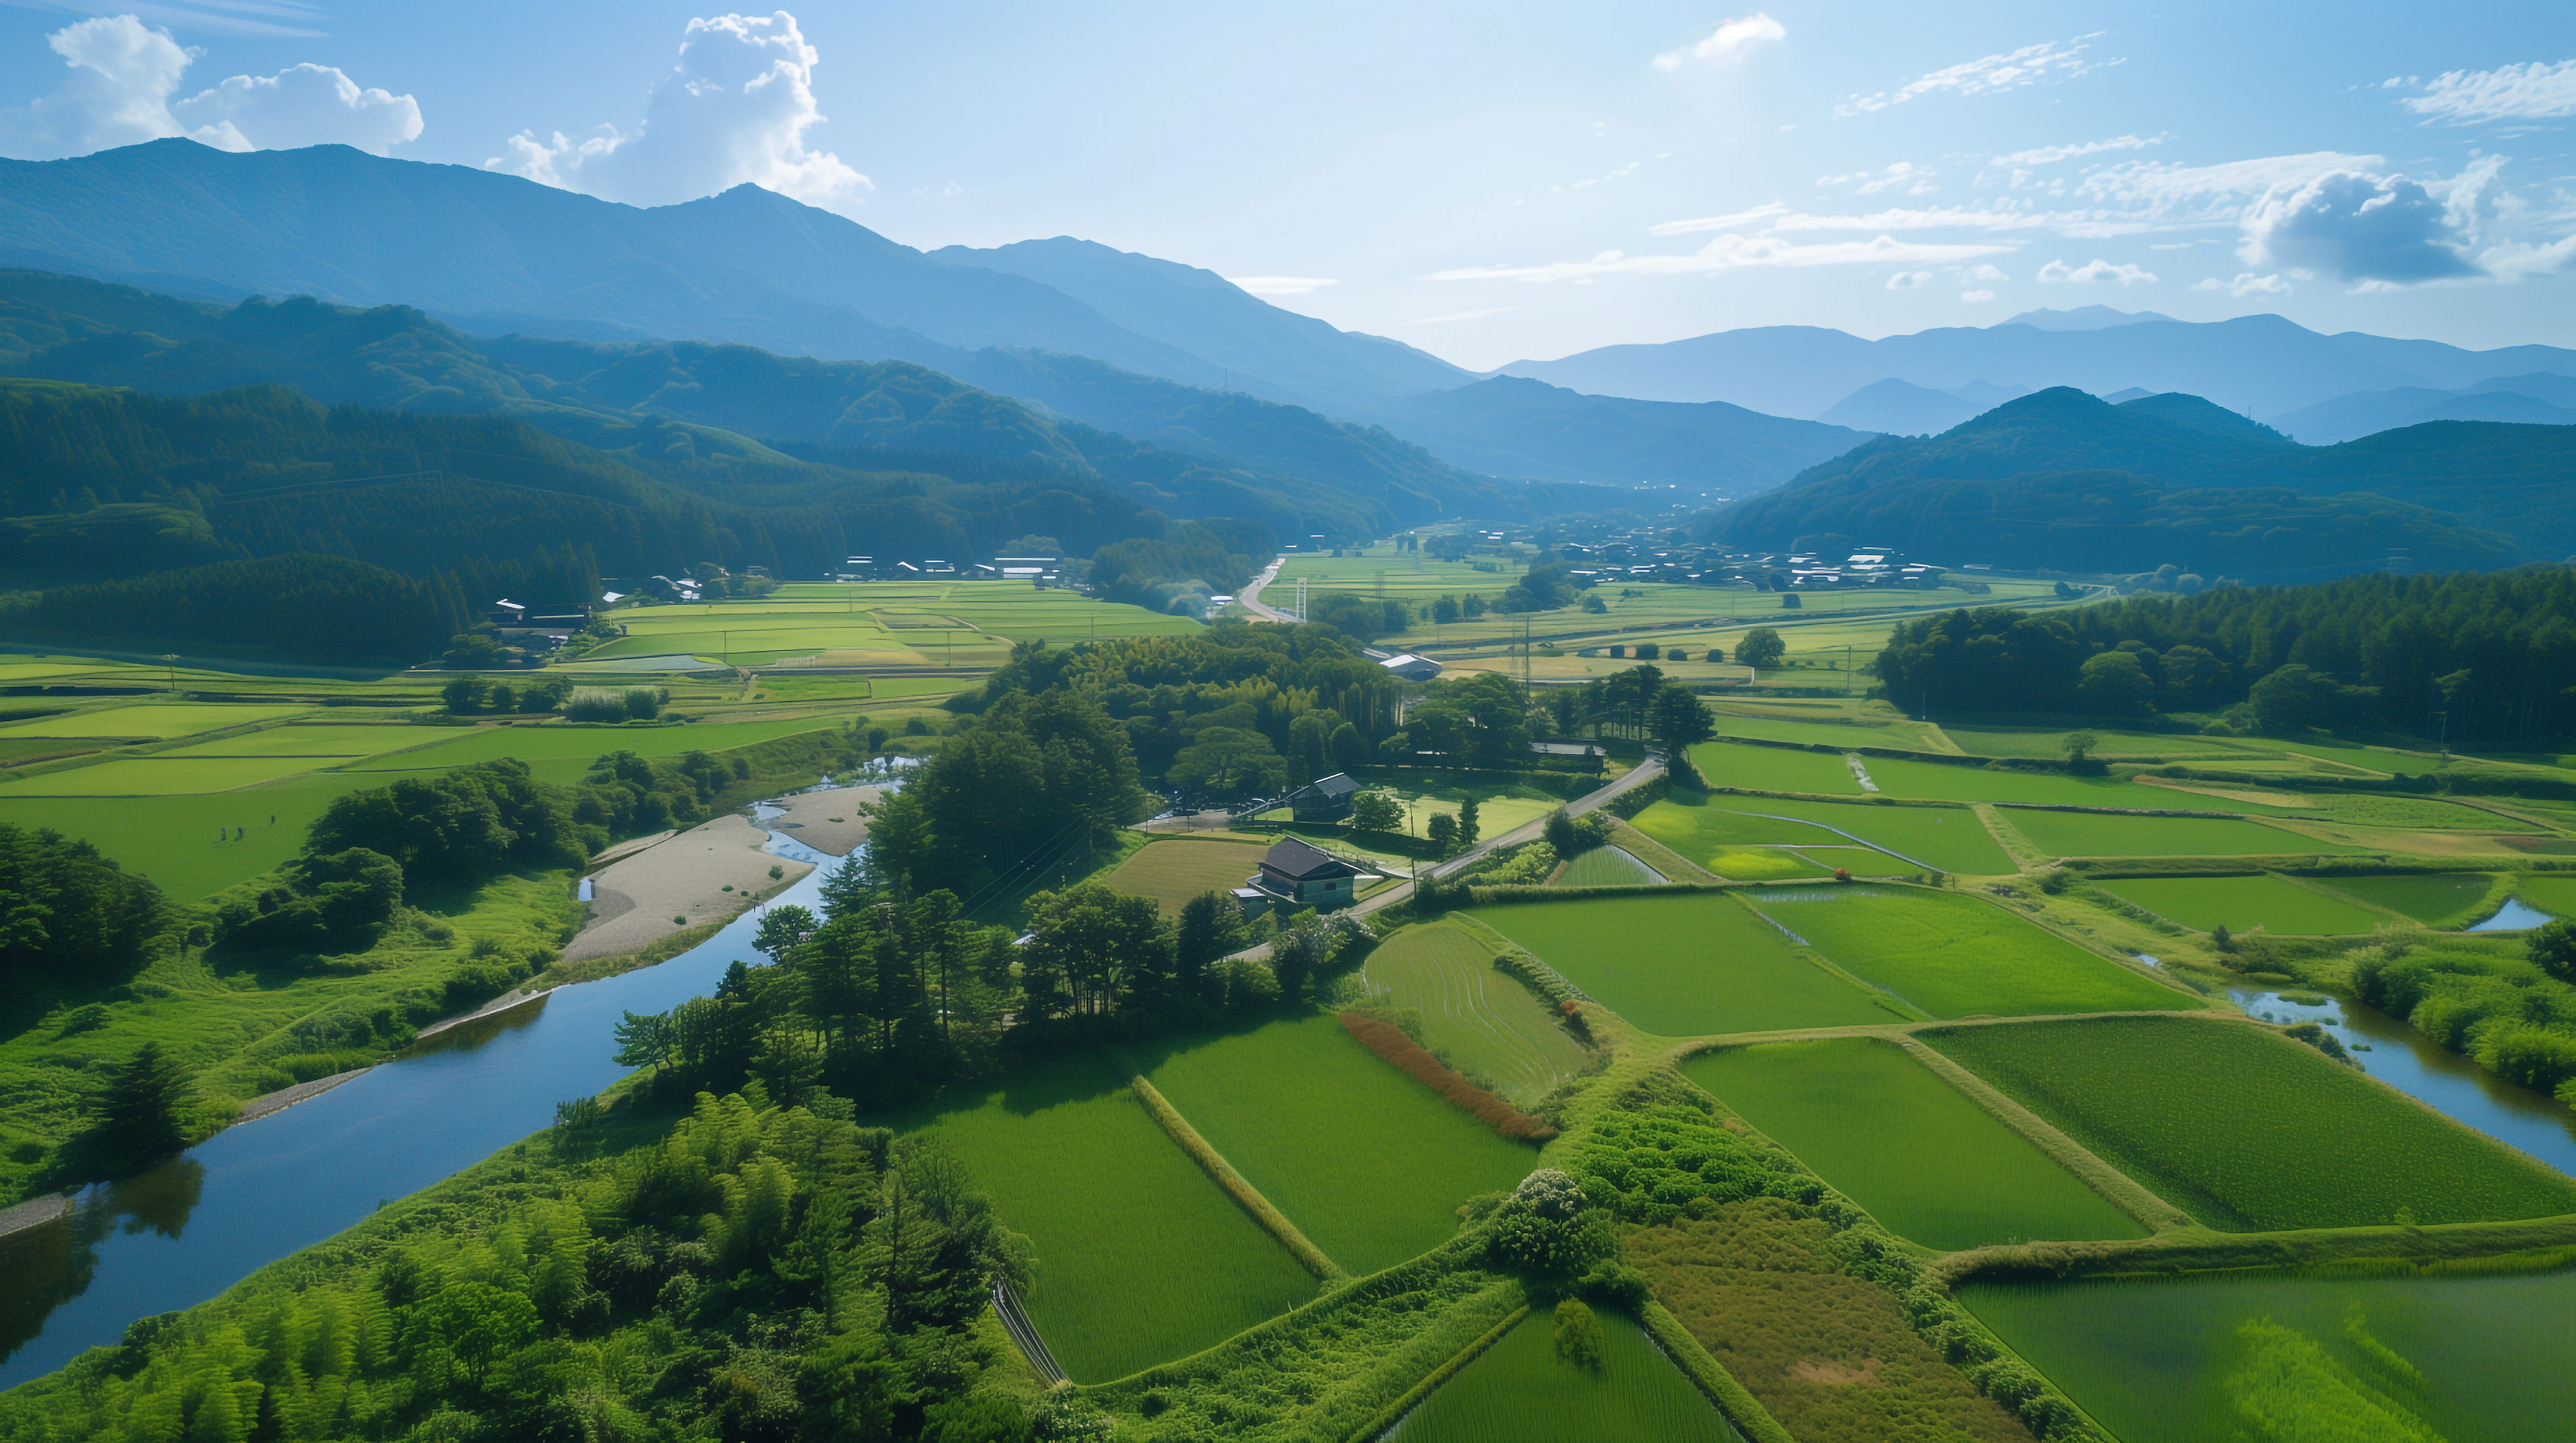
left=1863, top=756, right=2152, bottom=807
left=1939, top=726, right=2249, bottom=761
left=1709, top=709, right=1952, bottom=751
left=1383, top=1305, right=1739, bottom=1442
left=1626, top=792, right=1960, bottom=873
left=0, top=703, right=310, bottom=738
left=1926, top=1017, right=2576, bottom=1231
left=578, top=582, right=1199, bottom=667
left=2325, top=871, right=2502, bottom=926
left=344, top=717, right=847, bottom=771
left=1749, top=886, right=2189, bottom=1019
left=1552, top=844, right=1666, bottom=886
left=1133, top=1016, right=1537, bottom=1275
left=1998, top=807, right=2362, bottom=859
left=2511, top=873, right=2576, bottom=918
left=878, top=1052, right=1316, bottom=1383
left=1697, top=845, right=1841, bottom=880
left=1102, top=839, right=1271, bottom=915
left=1685, top=740, right=1864, bottom=796
left=1466, top=892, right=1898, bottom=1036
left=1962, top=1269, right=2576, bottom=1443
left=0, top=770, right=402, bottom=899
left=150, top=725, right=456, bottom=759
left=2094, top=873, right=2400, bottom=936
left=1360, top=924, right=1589, bottom=1105
left=1679, top=1040, right=2146, bottom=1250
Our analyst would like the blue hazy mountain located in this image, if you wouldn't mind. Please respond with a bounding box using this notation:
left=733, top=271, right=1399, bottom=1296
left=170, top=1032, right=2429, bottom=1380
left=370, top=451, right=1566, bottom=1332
left=2271, top=374, right=2576, bottom=444
left=1502, top=311, right=2576, bottom=422
left=1370, top=376, right=1870, bottom=493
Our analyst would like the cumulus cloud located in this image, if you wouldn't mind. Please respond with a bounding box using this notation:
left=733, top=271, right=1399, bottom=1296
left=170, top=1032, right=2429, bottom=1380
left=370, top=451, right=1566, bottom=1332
left=2403, top=59, right=2576, bottom=124
left=1654, top=14, right=1785, bottom=70
left=2039, top=257, right=2156, bottom=284
left=0, top=14, right=417, bottom=160
left=2194, top=272, right=2292, bottom=296
left=1989, top=133, right=2166, bottom=168
left=1229, top=276, right=1337, bottom=296
left=1885, top=270, right=1932, bottom=289
left=1426, top=232, right=2014, bottom=284
left=2237, top=170, right=2480, bottom=283
left=1961, top=288, right=1996, bottom=302
left=1962, top=262, right=2008, bottom=282
left=489, top=11, right=868, bottom=211
left=1837, top=34, right=2111, bottom=117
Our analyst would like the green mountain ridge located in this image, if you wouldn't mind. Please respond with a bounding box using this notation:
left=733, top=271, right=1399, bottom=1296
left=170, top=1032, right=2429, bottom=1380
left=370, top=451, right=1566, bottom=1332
left=1705, top=387, right=2543, bottom=577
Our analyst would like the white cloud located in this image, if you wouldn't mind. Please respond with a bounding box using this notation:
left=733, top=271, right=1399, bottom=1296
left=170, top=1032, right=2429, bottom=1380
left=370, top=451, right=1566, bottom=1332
left=2077, top=151, right=2383, bottom=220
left=1961, top=288, right=1996, bottom=302
left=1230, top=276, right=1338, bottom=296
left=1654, top=14, right=1785, bottom=70
left=9, top=1, right=327, bottom=39
left=1962, top=262, right=2008, bottom=282
left=1837, top=34, right=2111, bottom=117
left=2403, top=59, right=2576, bottom=124
left=1885, top=270, right=1932, bottom=289
left=2482, top=234, right=2576, bottom=278
left=2194, top=272, right=2291, bottom=296
left=489, top=11, right=869, bottom=212
left=1426, top=232, right=2016, bottom=284
left=2039, top=257, right=2157, bottom=284
left=2237, top=170, right=2481, bottom=282
left=1817, top=160, right=1937, bottom=196
left=170, top=62, right=420, bottom=151
left=1648, top=201, right=1787, bottom=236
left=1989, top=133, right=2166, bottom=168
left=0, top=14, right=420, bottom=160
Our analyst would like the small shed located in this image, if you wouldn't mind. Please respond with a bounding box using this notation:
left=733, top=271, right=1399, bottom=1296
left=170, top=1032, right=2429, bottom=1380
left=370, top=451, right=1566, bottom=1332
left=1377, top=653, right=1443, bottom=682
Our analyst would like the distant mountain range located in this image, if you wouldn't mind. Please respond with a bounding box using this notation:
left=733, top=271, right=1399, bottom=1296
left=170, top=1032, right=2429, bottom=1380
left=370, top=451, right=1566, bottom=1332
left=1705, top=387, right=2567, bottom=578
left=1502, top=310, right=2576, bottom=424
left=2269, top=374, right=2576, bottom=445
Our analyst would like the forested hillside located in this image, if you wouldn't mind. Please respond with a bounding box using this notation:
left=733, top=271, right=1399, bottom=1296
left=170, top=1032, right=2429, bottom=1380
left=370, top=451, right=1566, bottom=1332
left=1877, top=568, right=2576, bottom=746
left=1710, top=387, right=2537, bottom=575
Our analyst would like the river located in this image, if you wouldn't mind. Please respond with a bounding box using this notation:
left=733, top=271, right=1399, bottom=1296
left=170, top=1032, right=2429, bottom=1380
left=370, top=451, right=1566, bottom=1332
left=2231, top=987, right=2576, bottom=1177
left=0, top=808, right=855, bottom=1390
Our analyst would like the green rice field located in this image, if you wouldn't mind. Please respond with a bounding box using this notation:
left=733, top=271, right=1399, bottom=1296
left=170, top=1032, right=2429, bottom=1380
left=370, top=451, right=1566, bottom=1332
left=1864, top=755, right=2153, bottom=807
left=0, top=771, right=394, bottom=899
left=2512, top=874, right=2576, bottom=919
left=1467, top=893, right=1896, bottom=1036
left=880, top=1052, right=1314, bottom=1382
left=1927, top=1017, right=2576, bottom=1231
left=1710, top=710, right=1949, bottom=751
left=1360, top=924, right=1589, bottom=1105
left=1384, top=1305, right=1738, bottom=1442
left=2000, top=807, right=2362, bottom=859
left=0, top=703, right=309, bottom=738
left=2, top=755, right=332, bottom=794
left=1680, top=1040, right=2147, bottom=1250
left=1134, top=1015, right=1536, bottom=1275
left=2323, top=872, right=2501, bottom=926
left=2096, top=874, right=2399, bottom=936
left=150, top=724, right=455, bottom=758
left=1102, top=840, right=1270, bottom=915
left=1684, top=740, right=1864, bottom=795
left=1654, top=794, right=2016, bottom=874
left=345, top=717, right=845, bottom=769
left=1939, top=726, right=2247, bottom=761
left=585, top=583, right=1199, bottom=665
left=1700, top=845, right=1837, bottom=880
left=1552, top=844, right=1666, bottom=886
left=1749, top=886, right=2187, bottom=1019
left=1963, top=1269, right=2576, bottom=1442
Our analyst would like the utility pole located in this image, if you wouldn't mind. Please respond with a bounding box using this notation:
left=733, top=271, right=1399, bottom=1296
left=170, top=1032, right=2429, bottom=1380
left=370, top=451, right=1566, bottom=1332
left=160, top=654, right=179, bottom=692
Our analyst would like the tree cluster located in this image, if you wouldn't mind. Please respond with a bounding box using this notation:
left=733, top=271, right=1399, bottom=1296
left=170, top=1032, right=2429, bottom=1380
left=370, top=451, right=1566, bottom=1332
left=0, top=821, right=168, bottom=989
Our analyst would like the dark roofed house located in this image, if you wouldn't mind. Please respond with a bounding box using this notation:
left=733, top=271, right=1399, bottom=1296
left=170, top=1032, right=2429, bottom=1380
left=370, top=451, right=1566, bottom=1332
left=1283, top=771, right=1361, bottom=822
left=1241, top=836, right=1362, bottom=915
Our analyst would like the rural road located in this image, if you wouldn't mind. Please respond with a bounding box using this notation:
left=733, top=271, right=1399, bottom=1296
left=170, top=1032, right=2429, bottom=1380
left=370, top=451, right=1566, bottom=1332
left=1233, top=559, right=1292, bottom=622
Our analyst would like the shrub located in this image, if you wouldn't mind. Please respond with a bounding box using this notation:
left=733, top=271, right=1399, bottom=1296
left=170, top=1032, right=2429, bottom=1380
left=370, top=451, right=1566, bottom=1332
left=1552, top=1299, right=1604, bottom=1370
left=566, top=686, right=631, bottom=723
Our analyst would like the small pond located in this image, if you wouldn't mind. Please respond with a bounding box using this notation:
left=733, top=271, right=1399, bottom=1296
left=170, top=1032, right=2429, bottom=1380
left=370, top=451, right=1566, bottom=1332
left=2467, top=897, right=2553, bottom=932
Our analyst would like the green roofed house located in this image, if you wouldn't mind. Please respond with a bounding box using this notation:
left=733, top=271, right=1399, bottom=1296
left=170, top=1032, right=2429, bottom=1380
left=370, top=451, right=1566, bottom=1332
left=1236, top=836, right=1364, bottom=917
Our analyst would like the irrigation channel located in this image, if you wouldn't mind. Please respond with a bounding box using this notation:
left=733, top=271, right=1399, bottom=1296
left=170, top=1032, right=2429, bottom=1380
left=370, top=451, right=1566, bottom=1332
left=2231, top=988, right=2576, bottom=1176
left=0, top=788, right=876, bottom=1389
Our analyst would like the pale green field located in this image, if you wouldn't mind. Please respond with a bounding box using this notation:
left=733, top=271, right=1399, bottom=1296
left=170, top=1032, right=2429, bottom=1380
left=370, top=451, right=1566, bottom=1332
left=0, top=703, right=309, bottom=738
left=2, top=755, right=328, bottom=794
left=584, top=582, right=1200, bottom=666
left=153, top=725, right=456, bottom=759
left=345, top=718, right=845, bottom=770
left=1360, top=922, right=1588, bottom=1105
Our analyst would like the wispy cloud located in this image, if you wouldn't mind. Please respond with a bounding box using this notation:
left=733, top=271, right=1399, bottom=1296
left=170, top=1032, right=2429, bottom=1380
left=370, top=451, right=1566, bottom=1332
left=1837, top=34, right=2112, bottom=118
left=2039, top=257, right=2157, bottom=285
left=1427, top=233, right=2015, bottom=284
left=1818, top=160, right=1936, bottom=196
left=1989, top=133, right=2167, bottom=168
left=2402, top=59, right=2576, bottom=123
left=1961, top=288, right=1996, bottom=302
left=1229, top=276, right=1338, bottom=296
left=1400, top=307, right=1516, bottom=325
left=1885, top=270, right=1932, bottom=289
left=1647, top=201, right=1787, bottom=236
left=1653, top=14, right=1784, bottom=71
left=2195, top=272, right=2290, bottom=296
left=1, top=1, right=328, bottom=38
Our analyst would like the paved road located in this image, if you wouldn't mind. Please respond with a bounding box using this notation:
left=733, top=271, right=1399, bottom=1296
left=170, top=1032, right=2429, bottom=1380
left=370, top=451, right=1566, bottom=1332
left=1233, top=559, right=1291, bottom=622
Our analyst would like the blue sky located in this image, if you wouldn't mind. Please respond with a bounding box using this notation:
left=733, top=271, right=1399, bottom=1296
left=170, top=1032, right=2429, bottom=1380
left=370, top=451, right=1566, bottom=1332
left=0, top=1, right=2571, bottom=370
